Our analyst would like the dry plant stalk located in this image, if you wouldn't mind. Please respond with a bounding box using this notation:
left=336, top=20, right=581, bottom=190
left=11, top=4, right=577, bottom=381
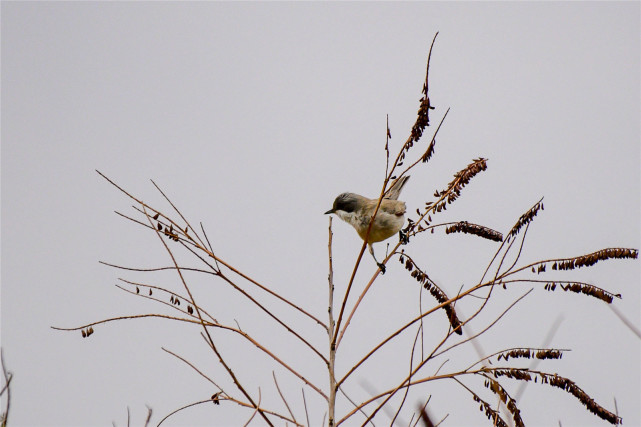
left=52, top=33, right=637, bottom=426
left=0, top=349, right=11, bottom=427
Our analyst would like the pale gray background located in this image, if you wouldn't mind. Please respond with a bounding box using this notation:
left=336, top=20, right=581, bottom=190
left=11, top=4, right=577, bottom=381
left=2, top=2, right=640, bottom=426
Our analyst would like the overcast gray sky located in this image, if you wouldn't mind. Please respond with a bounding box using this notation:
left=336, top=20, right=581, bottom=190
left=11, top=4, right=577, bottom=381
left=2, top=2, right=640, bottom=426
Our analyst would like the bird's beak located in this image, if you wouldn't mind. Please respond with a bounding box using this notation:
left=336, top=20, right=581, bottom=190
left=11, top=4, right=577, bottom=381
left=324, top=209, right=334, bottom=215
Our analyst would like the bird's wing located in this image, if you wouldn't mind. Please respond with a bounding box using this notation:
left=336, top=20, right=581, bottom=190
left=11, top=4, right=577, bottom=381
left=380, top=199, right=406, bottom=216
left=384, top=175, right=410, bottom=200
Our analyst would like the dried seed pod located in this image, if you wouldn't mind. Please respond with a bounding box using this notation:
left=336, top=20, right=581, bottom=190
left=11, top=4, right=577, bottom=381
left=507, top=198, right=543, bottom=240
left=445, top=221, right=503, bottom=242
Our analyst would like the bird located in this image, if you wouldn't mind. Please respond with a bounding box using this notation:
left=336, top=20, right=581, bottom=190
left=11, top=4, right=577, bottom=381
left=325, top=176, right=410, bottom=273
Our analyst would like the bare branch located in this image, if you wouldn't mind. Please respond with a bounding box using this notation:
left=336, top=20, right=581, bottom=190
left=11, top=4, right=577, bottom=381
left=156, top=398, right=301, bottom=427
left=243, top=388, right=262, bottom=427
left=273, top=372, right=297, bottom=424
left=162, top=347, right=224, bottom=391
left=608, top=304, right=641, bottom=339
left=1, top=349, right=11, bottom=427
left=302, top=388, right=310, bottom=427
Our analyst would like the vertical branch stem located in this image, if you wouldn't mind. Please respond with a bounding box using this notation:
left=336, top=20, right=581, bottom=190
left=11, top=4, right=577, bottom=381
left=1, top=349, right=11, bottom=427
left=328, top=217, right=337, bottom=427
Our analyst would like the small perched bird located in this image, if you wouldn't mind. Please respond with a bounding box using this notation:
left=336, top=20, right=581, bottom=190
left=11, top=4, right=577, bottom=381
left=325, top=176, right=410, bottom=273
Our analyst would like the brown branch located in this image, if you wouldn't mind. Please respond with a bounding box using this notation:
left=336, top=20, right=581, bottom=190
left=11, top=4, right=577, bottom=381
left=212, top=255, right=327, bottom=331
left=162, top=347, right=223, bottom=391
left=301, top=388, right=310, bottom=427
left=431, top=289, right=533, bottom=360
left=328, top=217, right=337, bottom=426
left=156, top=397, right=301, bottom=427
left=142, top=205, right=272, bottom=426
left=243, top=388, right=262, bottom=427
left=498, top=248, right=639, bottom=280
left=1, top=349, right=11, bottom=427
left=608, top=304, right=641, bottom=339
left=52, top=313, right=210, bottom=332
left=337, top=288, right=532, bottom=421
left=115, top=280, right=218, bottom=324
left=498, top=278, right=622, bottom=304
left=464, top=347, right=569, bottom=372
left=216, top=272, right=328, bottom=364
left=357, top=289, right=531, bottom=425
left=390, top=322, right=423, bottom=425
left=273, top=372, right=297, bottom=424
left=150, top=178, right=208, bottom=250
left=199, top=330, right=328, bottom=401
left=99, top=171, right=326, bottom=331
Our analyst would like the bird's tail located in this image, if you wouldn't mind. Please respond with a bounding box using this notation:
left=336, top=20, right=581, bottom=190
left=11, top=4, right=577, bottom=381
left=384, top=175, right=410, bottom=200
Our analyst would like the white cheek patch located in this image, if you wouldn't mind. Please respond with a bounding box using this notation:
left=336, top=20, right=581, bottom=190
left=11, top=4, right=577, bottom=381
left=336, top=210, right=361, bottom=228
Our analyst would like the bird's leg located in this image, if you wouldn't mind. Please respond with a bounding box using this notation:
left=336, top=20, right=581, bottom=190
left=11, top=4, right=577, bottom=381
left=368, top=244, right=386, bottom=274
left=399, top=230, right=409, bottom=245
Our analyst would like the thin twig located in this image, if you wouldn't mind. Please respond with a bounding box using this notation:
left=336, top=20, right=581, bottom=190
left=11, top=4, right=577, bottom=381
left=200, top=222, right=220, bottom=271
left=128, top=210, right=327, bottom=338
left=115, top=280, right=218, bottom=324
left=342, top=290, right=532, bottom=425
left=302, top=388, right=310, bottom=427
left=162, top=347, right=223, bottom=391
left=156, top=398, right=301, bottom=427
left=413, top=396, right=431, bottom=427
left=328, top=217, right=337, bottom=426
left=243, top=388, right=262, bottom=427
left=214, top=255, right=327, bottom=331
left=608, top=304, right=641, bottom=339
left=100, top=261, right=211, bottom=274
left=52, top=313, right=212, bottom=331
left=1, top=350, right=11, bottom=427
left=337, top=274, right=481, bottom=389
left=99, top=170, right=326, bottom=331
left=434, top=413, right=449, bottom=427
left=143, top=205, right=271, bottom=427
left=432, top=289, right=533, bottom=360
left=273, top=372, right=297, bottom=424
left=337, top=388, right=376, bottom=427
left=216, top=272, right=328, bottom=364
left=391, top=324, right=423, bottom=424
left=514, top=316, right=565, bottom=401
left=199, top=329, right=328, bottom=400
left=150, top=178, right=208, bottom=250
left=418, top=401, right=435, bottom=427
left=144, top=405, right=152, bottom=427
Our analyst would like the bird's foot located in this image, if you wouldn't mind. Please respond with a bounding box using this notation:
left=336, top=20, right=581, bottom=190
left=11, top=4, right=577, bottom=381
left=399, top=230, right=409, bottom=245
left=377, top=262, right=386, bottom=274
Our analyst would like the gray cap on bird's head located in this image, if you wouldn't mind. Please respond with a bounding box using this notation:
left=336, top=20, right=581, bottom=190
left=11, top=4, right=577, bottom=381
left=325, top=193, right=359, bottom=215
